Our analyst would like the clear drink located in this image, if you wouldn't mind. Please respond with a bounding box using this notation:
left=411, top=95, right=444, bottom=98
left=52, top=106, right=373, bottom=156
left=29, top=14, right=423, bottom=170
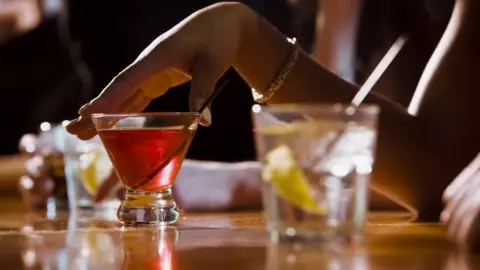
left=252, top=104, right=379, bottom=244
left=61, top=127, right=115, bottom=210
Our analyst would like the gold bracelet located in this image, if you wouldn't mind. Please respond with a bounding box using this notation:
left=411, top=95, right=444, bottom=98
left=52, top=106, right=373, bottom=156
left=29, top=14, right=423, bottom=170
left=251, top=37, right=299, bottom=104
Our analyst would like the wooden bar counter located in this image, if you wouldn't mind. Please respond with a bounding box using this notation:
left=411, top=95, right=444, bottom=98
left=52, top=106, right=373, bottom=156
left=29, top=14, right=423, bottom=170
left=0, top=204, right=479, bottom=270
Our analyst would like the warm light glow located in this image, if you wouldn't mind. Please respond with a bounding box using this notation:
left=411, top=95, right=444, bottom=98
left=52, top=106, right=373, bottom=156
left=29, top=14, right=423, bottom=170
left=20, top=176, right=34, bottom=190
left=157, top=228, right=173, bottom=270
left=25, top=144, right=35, bottom=154
left=40, top=122, right=51, bottom=131
left=160, top=248, right=172, bottom=270
left=21, top=225, right=33, bottom=232
left=252, top=104, right=262, bottom=113
left=251, top=88, right=264, bottom=102
left=22, top=249, right=36, bottom=268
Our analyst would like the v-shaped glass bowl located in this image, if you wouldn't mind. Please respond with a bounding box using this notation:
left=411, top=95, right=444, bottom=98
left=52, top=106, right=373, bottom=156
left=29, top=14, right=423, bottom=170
left=92, top=112, right=200, bottom=225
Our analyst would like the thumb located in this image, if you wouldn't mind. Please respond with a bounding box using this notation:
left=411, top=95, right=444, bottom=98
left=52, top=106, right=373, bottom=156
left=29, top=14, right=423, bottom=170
left=189, top=57, right=224, bottom=126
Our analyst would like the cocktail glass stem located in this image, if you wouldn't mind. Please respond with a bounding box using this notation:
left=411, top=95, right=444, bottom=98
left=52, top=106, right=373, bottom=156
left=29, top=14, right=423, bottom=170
left=117, top=188, right=179, bottom=225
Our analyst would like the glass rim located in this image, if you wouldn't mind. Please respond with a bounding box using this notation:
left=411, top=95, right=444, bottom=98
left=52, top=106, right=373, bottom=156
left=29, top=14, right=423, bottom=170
left=91, top=112, right=201, bottom=118
left=252, top=103, right=379, bottom=114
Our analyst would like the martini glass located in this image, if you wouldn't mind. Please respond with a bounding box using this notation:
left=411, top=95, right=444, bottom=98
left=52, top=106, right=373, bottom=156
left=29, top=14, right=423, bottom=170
left=91, top=112, right=200, bottom=225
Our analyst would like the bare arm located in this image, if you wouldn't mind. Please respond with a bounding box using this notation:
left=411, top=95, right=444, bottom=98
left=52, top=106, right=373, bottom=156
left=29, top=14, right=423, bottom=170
left=233, top=0, right=479, bottom=219
left=407, top=0, right=480, bottom=214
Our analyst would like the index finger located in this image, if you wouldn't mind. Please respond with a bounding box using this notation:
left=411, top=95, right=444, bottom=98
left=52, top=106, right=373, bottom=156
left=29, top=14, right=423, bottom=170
left=66, top=58, right=170, bottom=138
left=85, top=38, right=175, bottom=112
left=79, top=59, right=156, bottom=117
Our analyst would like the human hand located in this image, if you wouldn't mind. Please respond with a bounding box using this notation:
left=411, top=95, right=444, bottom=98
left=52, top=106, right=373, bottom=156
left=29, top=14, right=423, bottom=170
left=66, top=2, right=257, bottom=140
left=441, top=153, right=480, bottom=250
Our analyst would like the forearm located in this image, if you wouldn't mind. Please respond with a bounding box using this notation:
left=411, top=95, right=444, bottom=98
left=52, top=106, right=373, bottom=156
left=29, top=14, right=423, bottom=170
left=233, top=7, right=435, bottom=216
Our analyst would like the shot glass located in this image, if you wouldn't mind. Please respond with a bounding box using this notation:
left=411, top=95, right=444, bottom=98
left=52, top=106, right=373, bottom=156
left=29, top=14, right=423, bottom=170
left=252, top=104, right=379, bottom=244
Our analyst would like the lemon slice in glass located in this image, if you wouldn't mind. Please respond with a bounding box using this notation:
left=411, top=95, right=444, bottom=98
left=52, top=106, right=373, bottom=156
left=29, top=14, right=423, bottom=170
left=78, top=150, right=101, bottom=195
left=263, top=145, right=326, bottom=214
left=77, top=142, right=113, bottom=196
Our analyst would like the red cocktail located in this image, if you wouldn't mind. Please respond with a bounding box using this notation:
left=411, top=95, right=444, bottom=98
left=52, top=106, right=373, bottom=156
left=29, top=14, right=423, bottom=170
left=99, top=128, right=193, bottom=191
left=92, top=113, right=200, bottom=225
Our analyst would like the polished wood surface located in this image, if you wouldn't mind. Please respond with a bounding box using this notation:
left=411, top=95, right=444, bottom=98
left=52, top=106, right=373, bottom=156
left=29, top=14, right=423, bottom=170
left=0, top=208, right=478, bottom=270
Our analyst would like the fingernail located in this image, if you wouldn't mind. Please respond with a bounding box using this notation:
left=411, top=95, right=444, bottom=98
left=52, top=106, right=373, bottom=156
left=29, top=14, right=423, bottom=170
left=66, top=118, right=77, bottom=126
left=65, top=118, right=79, bottom=132
left=444, top=187, right=453, bottom=200
left=78, top=103, right=89, bottom=114
left=61, top=120, right=70, bottom=127
left=201, top=107, right=212, bottom=126
left=440, top=211, right=449, bottom=223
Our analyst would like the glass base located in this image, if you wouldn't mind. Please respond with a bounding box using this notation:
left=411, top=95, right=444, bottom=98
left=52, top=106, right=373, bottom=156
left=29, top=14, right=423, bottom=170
left=117, top=188, right=179, bottom=225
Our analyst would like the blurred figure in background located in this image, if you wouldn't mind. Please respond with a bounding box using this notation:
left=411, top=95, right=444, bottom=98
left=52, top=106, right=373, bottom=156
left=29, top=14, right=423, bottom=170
left=0, top=0, right=89, bottom=155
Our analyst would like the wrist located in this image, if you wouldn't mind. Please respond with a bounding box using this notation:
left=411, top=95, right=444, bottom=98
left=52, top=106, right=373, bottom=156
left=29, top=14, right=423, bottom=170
left=233, top=7, right=291, bottom=94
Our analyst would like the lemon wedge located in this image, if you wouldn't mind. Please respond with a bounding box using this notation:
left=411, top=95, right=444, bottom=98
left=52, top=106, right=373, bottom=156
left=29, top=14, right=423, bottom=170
left=77, top=144, right=112, bottom=196
left=263, top=145, right=326, bottom=214
left=78, top=150, right=101, bottom=195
